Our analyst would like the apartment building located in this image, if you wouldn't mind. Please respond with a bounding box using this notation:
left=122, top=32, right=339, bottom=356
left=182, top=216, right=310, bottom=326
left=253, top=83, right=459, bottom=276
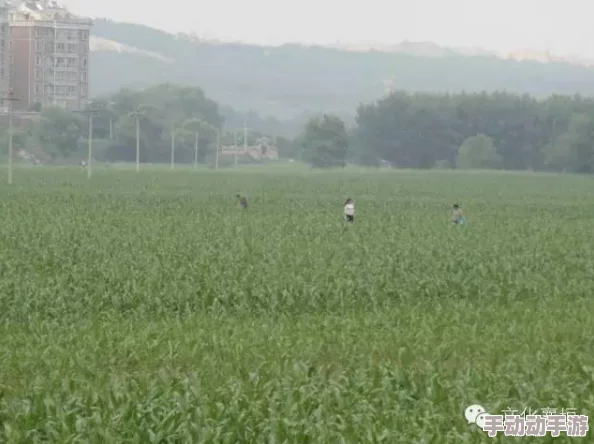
left=0, top=2, right=11, bottom=111
left=9, top=0, right=91, bottom=111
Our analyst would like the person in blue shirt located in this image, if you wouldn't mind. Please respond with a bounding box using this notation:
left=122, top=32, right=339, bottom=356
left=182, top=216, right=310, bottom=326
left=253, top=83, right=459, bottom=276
left=452, top=204, right=465, bottom=224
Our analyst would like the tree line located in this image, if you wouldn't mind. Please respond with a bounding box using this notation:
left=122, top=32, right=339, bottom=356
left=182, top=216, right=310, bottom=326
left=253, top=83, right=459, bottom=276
left=0, top=83, right=292, bottom=165
left=3, top=83, right=594, bottom=174
left=300, top=91, right=594, bottom=173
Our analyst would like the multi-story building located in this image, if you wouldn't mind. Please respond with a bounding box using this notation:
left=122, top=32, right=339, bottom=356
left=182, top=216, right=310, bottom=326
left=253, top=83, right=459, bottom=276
left=0, top=2, right=11, bottom=111
left=9, top=0, right=91, bottom=111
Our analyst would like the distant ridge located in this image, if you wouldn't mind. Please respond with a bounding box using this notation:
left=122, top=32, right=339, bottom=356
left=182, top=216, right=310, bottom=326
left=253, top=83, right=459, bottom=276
left=88, top=19, right=594, bottom=120
left=324, top=41, right=594, bottom=67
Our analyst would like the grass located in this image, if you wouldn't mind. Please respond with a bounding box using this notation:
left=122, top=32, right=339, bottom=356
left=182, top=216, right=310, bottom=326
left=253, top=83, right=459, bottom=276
left=0, top=166, right=592, bottom=443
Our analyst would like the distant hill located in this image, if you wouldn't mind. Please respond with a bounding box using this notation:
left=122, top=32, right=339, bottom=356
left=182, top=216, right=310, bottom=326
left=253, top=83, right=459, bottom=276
left=325, top=41, right=594, bottom=67
left=89, top=19, right=594, bottom=121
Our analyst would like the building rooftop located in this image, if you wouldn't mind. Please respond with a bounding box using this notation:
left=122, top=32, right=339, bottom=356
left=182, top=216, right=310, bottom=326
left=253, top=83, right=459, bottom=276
left=10, top=0, right=91, bottom=23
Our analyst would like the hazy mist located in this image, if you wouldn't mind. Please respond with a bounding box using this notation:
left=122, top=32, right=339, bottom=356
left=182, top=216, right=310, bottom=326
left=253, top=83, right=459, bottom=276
left=61, top=0, right=592, bottom=57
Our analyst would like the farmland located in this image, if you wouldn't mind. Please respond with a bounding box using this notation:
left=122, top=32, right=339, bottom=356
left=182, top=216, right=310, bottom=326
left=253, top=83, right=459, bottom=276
left=0, top=167, right=593, bottom=443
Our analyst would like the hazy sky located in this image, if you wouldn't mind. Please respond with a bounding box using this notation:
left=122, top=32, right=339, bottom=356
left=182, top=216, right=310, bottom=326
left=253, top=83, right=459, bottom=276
left=60, top=0, right=592, bottom=57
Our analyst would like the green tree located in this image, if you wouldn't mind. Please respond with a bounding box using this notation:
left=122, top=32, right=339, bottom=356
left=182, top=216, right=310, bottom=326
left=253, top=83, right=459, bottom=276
left=301, top=114, right=348, bottom=168
left=545, top=114, right=594, bottom=173
left=543, top=133, right=574, bottom=172
left=353, top=90, right=594, bottom=172
left=0, top=126, right=29, bottom=162
left=105, top=104, right=163, bottom=162
left=98, top=84, right=225, bottom=163
left=178, top=118, right=217, bottom=164
left=456, top=134, right=502, bottom=169
left=32, top=107, right=85, bottom=160
left=567, top=113, right=594, bottom=173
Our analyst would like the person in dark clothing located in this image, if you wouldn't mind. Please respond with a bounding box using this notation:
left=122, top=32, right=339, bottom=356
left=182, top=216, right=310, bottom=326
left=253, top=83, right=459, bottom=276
left=237, top=194, right=248, bottom=209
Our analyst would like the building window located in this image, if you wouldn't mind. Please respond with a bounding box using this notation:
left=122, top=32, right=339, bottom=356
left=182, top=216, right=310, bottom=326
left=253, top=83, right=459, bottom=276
left=35, top=28, right=42, bottom=37
left=36, top=55, right=42, bottom=66
left=35, top=83, right=42, bottom=94
left=82, top=57, right=87, bottom=68
left=35, top=68, right=42, bottom=80
left=81, top=71, right=87, bottom=82
left=36, top=40, right=43, bottom=52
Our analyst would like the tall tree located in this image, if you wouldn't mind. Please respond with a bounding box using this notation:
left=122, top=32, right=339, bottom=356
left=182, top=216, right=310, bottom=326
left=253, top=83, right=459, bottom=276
left=97, top=85, right=225, bottom=163
left=32, top=108, right=85, bottom=160
left=456, top=134, right=502, bottom=169
left=355, top=90, right=594, bottom=173
left=301, top=114, right=348, bottom=168
left=178, top=118, right=217, bottom=164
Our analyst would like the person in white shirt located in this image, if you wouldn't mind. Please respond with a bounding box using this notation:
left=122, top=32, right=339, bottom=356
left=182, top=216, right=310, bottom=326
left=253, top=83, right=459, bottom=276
left=344, top=198, right=355, bottom=223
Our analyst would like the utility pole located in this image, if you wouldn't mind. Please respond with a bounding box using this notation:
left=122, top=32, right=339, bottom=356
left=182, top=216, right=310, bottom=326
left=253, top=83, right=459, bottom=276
left=170, top=121, right=175, bottom=170
left=243, top=122, right=248, bottom=155
left=194, top=131, right=199, bottom=170
left=130, top=107, right=146, bottom=172
left=234, top=130, right=238, bottom=165
left=135, top=115, right=140, bottom=172
left=108, top=101, right=115, bottom=139
left=215, top=129, right=220, bottom=170
left=87, top=101, right=97, bottom=179
left=3, top=90, right=20, bottom=185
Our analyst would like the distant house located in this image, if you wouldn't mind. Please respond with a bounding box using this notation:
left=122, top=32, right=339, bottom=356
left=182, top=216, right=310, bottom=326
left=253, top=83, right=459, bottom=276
left=221, top=136, right=279, bottom=161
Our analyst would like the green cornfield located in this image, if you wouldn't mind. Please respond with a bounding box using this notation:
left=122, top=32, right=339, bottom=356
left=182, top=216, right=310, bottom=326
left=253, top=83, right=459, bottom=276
left=0, top=167, right=592, bottom=443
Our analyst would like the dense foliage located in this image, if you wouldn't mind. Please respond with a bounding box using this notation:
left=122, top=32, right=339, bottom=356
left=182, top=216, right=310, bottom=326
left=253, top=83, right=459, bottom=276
left=0, top=167, right=592, bottom=442
left=294, top=91, right=594, bottom=173
left=4, top=84, right=594, bottom=173
left=1, top=84, right=291, bottom=165
left=346, top=91, right=594, bottom=172
left=301, top=115, right=349, bottom=168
